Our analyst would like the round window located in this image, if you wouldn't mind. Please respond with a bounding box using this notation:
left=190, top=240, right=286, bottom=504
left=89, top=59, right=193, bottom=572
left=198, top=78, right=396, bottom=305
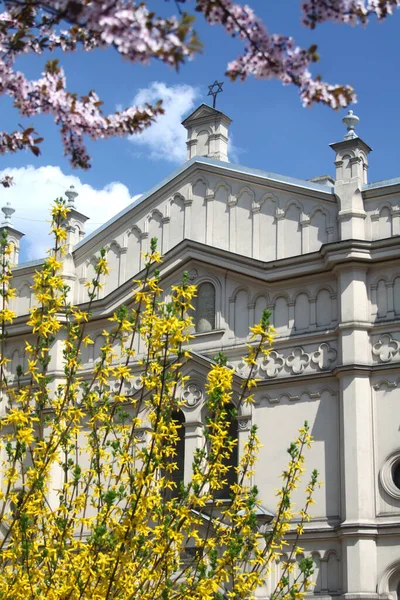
left=380, top=452, right=400, bottom=500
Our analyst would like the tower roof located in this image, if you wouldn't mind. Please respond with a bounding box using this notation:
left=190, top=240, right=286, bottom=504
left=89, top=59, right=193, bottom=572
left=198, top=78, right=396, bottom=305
left=181, top=103, right=232, bottom=127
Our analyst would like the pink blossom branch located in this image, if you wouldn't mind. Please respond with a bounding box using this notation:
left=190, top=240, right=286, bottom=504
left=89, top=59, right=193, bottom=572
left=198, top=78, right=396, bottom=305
left=302, top=0, right=400, bottom=28
left=0, top=0, right=397, bottom=179
left=0, top=1, right=196, bottom=171
left=193, top=0, right=356, bottom=107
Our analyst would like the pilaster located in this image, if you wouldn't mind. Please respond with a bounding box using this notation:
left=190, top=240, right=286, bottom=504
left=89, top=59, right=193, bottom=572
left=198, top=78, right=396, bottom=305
left=336, top=260, right=377, bottom=595
left=276, top=208, right=285, bottom=259
left=183, top=421, right=203, bottom=485
left=301, top=215, right=310, bottom=254
left=205, top=194, right=214, bottom=246
left=228, top=196, right=237, bottom=254
left=119, top=247, right=127, bottom=284
left=288, top=302, right=295, bottom=332
left=252, top=203, right=261, bottom=259
left=184, top=198, right=192, bottom=239
left=139, top=231, right=149, bottom=269
left=162, top=216, right=170, bottom=254
left=342, top=533, right=378, bottom=598
left=310, top=297, right=316, bottom=328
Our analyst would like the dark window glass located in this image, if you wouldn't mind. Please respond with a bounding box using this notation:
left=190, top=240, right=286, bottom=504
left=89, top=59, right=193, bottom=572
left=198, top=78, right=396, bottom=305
left=214, top=404, right=238, bottom=500
left=163, top=410, right=185, bottom=500
left=393, top=461, right=400, bottom=490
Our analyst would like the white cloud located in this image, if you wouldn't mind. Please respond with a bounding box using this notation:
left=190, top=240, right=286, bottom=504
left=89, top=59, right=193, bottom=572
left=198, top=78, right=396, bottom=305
left=0, top=165, right=139, bottom=261
left=129, top=82, right=199, bottom=163
left=228, top=135, right=244, bottom=164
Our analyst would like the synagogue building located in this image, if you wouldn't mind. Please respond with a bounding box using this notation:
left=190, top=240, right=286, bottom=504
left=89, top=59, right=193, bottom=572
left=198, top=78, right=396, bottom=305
left=3, top=103, right=400, bottom=599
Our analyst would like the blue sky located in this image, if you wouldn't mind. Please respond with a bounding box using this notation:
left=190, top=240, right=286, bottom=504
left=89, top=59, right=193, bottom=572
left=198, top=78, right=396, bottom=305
left=1, top=1, right=400, bottom=260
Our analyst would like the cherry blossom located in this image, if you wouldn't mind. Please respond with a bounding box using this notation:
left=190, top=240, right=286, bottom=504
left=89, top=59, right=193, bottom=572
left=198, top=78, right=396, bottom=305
left=0, top=0, right=396, bottom=179
left=302, top=0, right=400, bottom=27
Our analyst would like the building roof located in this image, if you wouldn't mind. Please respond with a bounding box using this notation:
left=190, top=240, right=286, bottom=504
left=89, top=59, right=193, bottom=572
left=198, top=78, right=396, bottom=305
left=362, top=177, right=400, bottom=191
left=181, top=103, right=231, bottom=126
left=74, top=156, right=335, bottom=252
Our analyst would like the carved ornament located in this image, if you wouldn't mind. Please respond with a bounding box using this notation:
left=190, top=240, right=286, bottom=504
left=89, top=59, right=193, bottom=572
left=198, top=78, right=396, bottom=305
left=182, top=383, right=203, bottom=408
left=372, top=334, right=400, bottom=363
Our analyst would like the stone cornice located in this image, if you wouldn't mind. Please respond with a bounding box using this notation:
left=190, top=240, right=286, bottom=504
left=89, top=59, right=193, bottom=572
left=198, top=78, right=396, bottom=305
left=8, top=236, right=400, bottom=331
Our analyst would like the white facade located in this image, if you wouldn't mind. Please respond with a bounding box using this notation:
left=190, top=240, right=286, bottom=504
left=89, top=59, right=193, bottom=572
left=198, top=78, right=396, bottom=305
left=4, top=103, right=400, bottom=598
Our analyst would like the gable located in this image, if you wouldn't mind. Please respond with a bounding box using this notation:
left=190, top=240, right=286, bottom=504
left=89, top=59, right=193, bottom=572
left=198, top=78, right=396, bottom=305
left=181, top=103, right=230, bottom=126
left=71, top=160, right=337, bottom=307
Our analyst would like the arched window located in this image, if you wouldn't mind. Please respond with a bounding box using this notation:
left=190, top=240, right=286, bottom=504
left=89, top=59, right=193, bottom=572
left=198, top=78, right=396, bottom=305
left=214, top=403, right=238, bottom=500
left=163, top=410, right=185, bottom=500
left=195, top=282, right=216, bottom=333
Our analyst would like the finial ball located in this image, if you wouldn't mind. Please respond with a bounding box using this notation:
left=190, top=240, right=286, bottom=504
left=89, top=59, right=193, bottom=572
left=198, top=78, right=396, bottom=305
left=65, top=184, right=79, bottom=206
left=1, top=201, right=15, bottom=224
left=342, top=109, right=359, bottom=140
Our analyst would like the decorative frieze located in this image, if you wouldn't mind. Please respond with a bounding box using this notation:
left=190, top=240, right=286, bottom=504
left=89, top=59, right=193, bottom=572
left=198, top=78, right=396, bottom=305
left=260, top=351, right=284, bottom=378
left=311, top=343, right=337, bottom=370
left=372, top=334, right=400, bottom=363
left=231, top=341, right=338, bottom=379
left=258, top=387, right=336, bottom=405
left=286, top=347, right=310, bottom=374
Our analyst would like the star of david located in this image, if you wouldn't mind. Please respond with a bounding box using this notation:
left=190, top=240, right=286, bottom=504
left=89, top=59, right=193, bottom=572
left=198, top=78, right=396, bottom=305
left=207, top=80, right=224, bottom=108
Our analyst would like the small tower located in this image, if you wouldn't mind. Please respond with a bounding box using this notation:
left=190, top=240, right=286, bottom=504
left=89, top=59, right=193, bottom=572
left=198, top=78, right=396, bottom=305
left=330, top=110, right=372, bottom=240
left=64, top=186, right=89, bottom=249
left=0, top=201, right=24, bottom=265
left=182, top=103, right=232, bottom=162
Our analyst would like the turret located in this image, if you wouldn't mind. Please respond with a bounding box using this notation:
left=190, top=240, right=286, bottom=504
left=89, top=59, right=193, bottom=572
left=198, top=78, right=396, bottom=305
left=330, top=110, right=371, bottom=240
left=0, top=201, right=24, bottom=265
left=182, top=103, right=232, bottom=162
left=64, top=186, right=89, bottom=250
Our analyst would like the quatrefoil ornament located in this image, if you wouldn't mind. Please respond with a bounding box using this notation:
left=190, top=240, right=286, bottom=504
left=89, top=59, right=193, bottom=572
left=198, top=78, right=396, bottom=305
left=312, top=343, right=337, bottom=370
left=286, top=347, right=310, bottom=374
left=237, top=359, right=251, bottom=377
left=260, top=351, right=285, bottom=378
left=182, top=383, right=203, bottom=408
left=372, top=335, right=400, bottom=363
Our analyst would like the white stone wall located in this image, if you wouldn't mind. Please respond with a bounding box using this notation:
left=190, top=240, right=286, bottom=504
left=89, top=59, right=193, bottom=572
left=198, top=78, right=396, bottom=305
left=5, top=119, right=400, bottom=597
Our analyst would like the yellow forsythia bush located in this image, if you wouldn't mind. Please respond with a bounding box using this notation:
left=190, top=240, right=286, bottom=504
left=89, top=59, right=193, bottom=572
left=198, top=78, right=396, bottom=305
left=0, top=199, right=318, bottom=599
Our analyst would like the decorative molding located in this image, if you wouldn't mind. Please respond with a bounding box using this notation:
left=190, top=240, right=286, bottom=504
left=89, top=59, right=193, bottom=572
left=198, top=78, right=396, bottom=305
left=379, top=450, right=400, bottom=501
left=182, top=383, right=203, bottom=408
left=312, top=343, right=337, bottom=370
left=377, top=558, right=400, bottom=595
left=260, top=351, right=284, bottom=378
left=236, top=359, right=250, bottom=377
left=373, top=379, right=399, bottom=391
left=232, top=342, right=338, bottom=380
left=187, top=268, right=198, bottom=282
left=372, top=334, right=400, bottom=363
left=262, top=389, right=330, bottom=405
left=237, top=417, right=251, bottom=431
left=300, top=214, right=311, bottom=227
left=286, top=347, right=310, bottom=374
left=133, top=376, right=143, bottom=391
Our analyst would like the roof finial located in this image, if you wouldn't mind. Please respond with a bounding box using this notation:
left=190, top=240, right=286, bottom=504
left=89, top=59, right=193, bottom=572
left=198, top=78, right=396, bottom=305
left=1, top=201, right=15, bottom=226
left=342, top=109, right=359, bottom=140
left=207, top=80, right=224, bottom=109
left=65, top=185, right=78, bottom=207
